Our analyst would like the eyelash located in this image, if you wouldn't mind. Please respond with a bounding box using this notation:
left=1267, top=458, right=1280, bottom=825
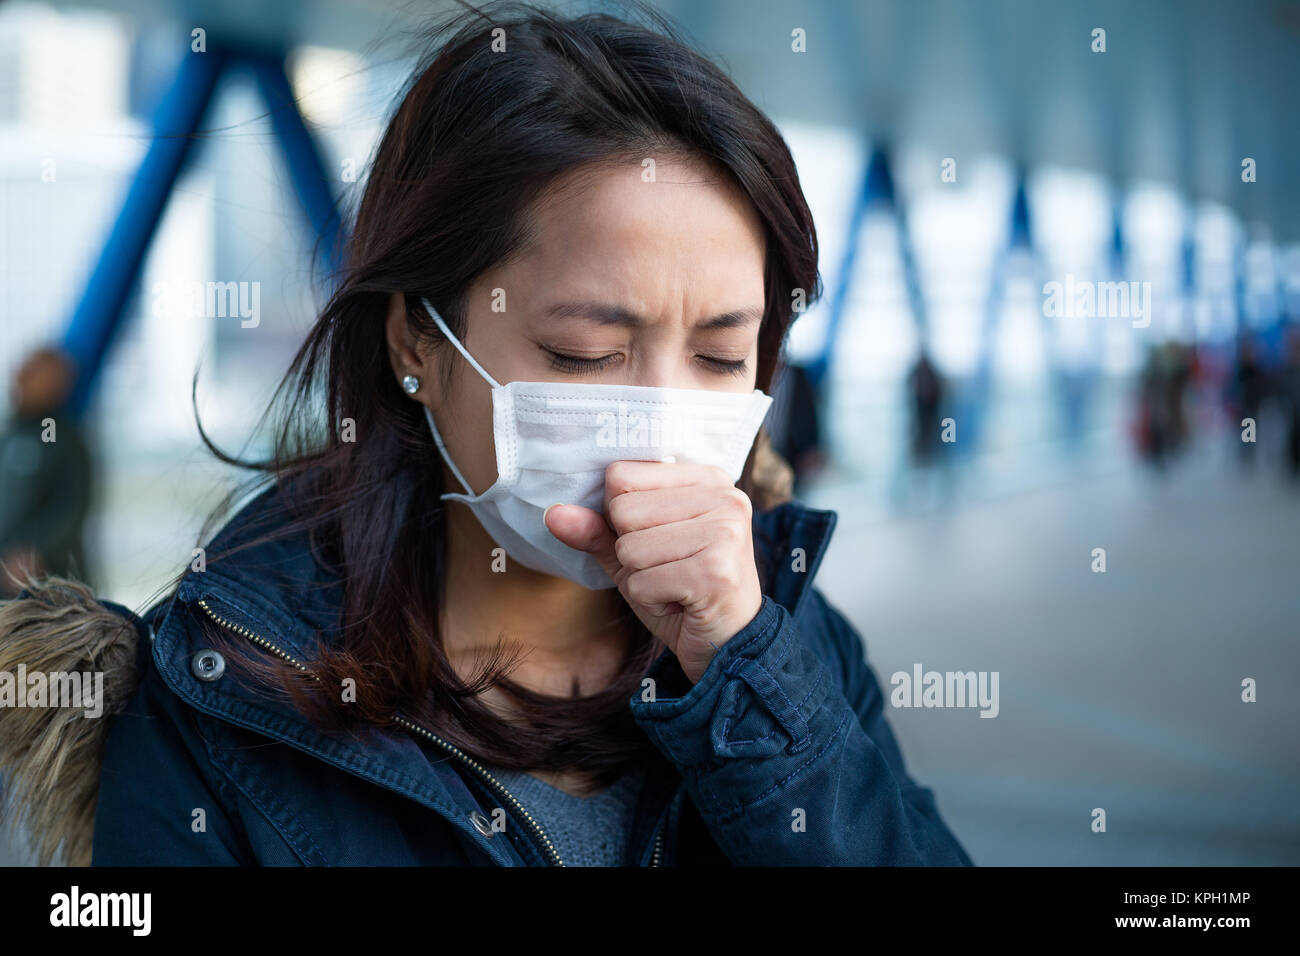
left=544, top=350, right=748, bottom=377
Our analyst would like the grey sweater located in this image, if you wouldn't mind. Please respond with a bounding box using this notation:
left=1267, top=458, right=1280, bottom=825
left=483, top=762, right=647, bottom=866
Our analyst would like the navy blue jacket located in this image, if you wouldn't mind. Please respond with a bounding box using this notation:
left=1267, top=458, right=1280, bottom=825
left=91, top=483, right=975, bottom=866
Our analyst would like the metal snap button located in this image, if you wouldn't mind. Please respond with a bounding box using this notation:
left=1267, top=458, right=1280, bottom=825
left=469, top=811, right=494, bottom=837
left=191, top=649, right=226, bottom=682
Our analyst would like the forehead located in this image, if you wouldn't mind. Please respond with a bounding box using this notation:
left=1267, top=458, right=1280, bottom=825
left=508, top=155, right=766, bottom=300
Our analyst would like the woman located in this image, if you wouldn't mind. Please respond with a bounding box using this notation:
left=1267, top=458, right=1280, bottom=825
left=0, top=2, right=973, bottom=867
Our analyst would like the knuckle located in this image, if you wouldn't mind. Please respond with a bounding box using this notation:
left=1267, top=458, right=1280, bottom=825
left=605, top=460, right=633, bottom=491
left=613, top=534, right=637, bottom=569
left=624, top=570, right=648, bottom=603
left=702, top=546, right=731, bottom=583
left=606, top=494, right=630, bottom=529
left=723, top=487, right=752, bottom=518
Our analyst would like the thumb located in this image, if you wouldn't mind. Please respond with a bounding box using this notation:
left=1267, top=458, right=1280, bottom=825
left=544, top=504, right=621, bottom=580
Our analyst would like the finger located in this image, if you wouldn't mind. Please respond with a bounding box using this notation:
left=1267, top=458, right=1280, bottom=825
left=606, top=485, right=721, bottom=534
left=543, top=503, right=620, bottom=579
left=622, top=558, right=698, bottom=617
left=613, top=519, right=709, bottom=572
left=603, top=459, right=733, bottom=513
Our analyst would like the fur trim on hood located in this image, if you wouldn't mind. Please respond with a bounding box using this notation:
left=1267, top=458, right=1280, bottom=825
left=0, top=576, right=145, bottom=866
left=751, top=429, right=794, bottom=511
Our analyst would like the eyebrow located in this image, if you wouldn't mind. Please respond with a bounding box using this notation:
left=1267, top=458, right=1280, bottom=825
left=543, top=302, right=763, bottom=330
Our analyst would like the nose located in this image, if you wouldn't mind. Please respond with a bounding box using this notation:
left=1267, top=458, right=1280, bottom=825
left=633, top=361, right=684, bottom=389
left=630, top=330, right=693, bottom=390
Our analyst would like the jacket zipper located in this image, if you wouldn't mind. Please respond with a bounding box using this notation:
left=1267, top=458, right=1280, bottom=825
left=389, top=713, right=564, bottom=866
left=195, top=599, right=663, bottom=867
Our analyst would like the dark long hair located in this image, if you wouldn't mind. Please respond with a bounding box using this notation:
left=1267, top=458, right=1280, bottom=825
left=185, top=0, right=820, bottom=791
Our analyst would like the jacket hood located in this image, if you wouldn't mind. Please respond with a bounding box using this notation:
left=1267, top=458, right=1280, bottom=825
left=0, top=577, right=151, bottom=866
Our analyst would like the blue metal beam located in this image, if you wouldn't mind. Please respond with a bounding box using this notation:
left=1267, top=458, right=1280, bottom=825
left=807, top=145, right=883, bottom=388
left=58, top=45, right=347, bottom=416
left=965, top=170, right=1033, bottom=452
left=61, top=48, right=226, bottom=415
left=250, top=53, right=346, bottom=278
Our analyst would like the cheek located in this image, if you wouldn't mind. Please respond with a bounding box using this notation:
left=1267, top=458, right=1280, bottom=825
left=429, top=362, right=500, bottom=493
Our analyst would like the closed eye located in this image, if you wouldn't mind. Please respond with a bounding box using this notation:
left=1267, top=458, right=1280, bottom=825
left=545, top=349, right=621, bottom=374
left=697, top=355, right=749, bottom=376
left=543, top=348, right=748, bottom=377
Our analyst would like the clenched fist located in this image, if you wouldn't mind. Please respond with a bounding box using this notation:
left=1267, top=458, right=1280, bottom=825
left=544, top=460, right=763, bottom=684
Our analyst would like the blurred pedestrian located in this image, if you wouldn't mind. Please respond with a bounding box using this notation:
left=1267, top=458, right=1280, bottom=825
left=0, top=347, right=94, bottom=596
left=907, top=350, right=945, bottom=466
left=1228, top=336, right=1267, bottom=468
left=1281, top=329, right=1300, bottom=481
left=1167, top=342, right=1193, bottom=453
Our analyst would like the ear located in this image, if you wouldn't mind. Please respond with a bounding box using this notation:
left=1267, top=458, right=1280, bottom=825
left=384, top=293, right=424, bottom=382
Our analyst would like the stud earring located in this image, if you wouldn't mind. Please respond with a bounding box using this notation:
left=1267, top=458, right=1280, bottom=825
left=402, top=375, right=421, bottom=395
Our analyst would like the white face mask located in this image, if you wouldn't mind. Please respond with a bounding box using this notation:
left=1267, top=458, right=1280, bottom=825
left=419, top=299, right=773, bottom=589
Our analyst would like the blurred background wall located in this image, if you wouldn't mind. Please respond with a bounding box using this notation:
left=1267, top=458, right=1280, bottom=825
left=1, top=0, right=1297, bottom=865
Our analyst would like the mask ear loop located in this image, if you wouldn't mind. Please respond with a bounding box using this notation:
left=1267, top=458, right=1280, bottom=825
left=422, top=406, right=474, bottom=497
left=417, top=299, right=497, bottom=498
left=421, top=298, right=502, bottom=389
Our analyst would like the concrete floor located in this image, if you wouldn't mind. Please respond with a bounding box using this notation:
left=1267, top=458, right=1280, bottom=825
left=809, top=446, right=1300, bottom=865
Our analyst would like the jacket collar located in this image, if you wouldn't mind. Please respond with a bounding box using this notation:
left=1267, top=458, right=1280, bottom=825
left=752, top=499, right=838, bottom=620
left=150, top=482, right=838, bottom=862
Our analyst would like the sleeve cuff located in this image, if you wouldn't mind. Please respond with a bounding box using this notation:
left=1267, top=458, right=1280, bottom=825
left=628, top=596, right=818, bottom=768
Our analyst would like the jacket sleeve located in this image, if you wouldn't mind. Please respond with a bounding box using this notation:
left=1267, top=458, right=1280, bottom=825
left=92, top=649, right=256, bottom=866
left=628, top=590, right=975, bottom=866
